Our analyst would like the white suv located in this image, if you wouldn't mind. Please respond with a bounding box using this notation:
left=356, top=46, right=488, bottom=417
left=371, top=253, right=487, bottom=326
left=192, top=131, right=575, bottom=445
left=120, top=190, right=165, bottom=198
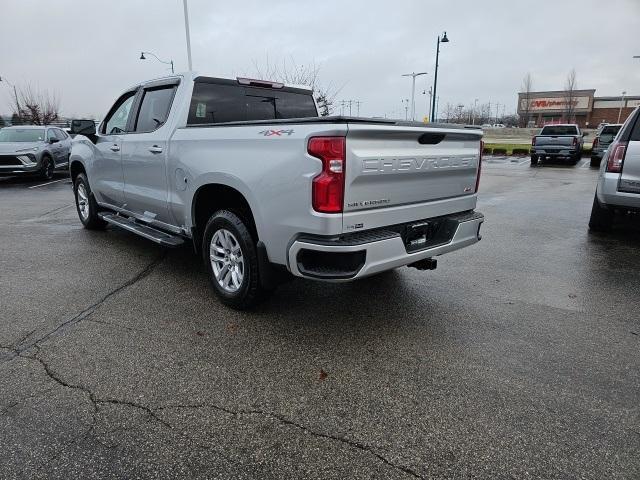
left=589, top=107, right=640, bottom=231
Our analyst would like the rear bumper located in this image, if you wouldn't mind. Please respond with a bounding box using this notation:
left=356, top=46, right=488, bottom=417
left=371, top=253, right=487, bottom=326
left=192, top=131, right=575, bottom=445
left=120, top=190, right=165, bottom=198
left=531, top=147, right=579, bottom=157
left=287, top=211, right=483, bottom=281
left=597, top=173, right=640, bottom=210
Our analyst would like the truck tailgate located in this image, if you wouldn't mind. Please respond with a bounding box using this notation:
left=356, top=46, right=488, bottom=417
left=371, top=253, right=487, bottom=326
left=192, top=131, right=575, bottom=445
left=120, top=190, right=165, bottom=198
left=342, top=123, right=482, bottom=233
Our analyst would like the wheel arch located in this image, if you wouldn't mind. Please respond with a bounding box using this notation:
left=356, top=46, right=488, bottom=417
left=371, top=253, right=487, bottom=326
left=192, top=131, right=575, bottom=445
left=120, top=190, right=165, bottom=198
left=190, top=180, right=262, bottom=251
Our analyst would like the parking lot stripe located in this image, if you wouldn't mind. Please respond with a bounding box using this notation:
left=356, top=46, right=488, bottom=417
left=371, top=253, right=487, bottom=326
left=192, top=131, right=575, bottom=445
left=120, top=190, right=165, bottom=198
left=28, top=178, right=67, bottom=189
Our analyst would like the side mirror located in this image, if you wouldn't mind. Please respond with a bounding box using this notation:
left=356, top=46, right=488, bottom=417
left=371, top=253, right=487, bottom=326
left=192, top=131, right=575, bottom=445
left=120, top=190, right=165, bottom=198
left=70, top=119, right=96, bottom=136
left=582, top=132, right=587, bottom=137
left=49, top=137, right=60, bottom=144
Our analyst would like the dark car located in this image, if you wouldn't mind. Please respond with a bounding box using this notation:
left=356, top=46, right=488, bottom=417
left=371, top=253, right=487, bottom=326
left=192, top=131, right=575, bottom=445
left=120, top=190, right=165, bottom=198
left=590, top=124, right=622, bottom=167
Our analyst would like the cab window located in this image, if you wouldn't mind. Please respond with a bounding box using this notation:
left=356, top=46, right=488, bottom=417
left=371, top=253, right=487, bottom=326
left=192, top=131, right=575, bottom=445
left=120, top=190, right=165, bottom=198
left=134, top=86, right=177, bottom=133
left=102, top=92, right=136, bottom=135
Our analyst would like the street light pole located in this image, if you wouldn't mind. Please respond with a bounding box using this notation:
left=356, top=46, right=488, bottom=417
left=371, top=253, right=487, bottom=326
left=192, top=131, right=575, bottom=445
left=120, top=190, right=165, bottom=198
left=431, top=31, right=449, bottom=123
left=472, top=98, right=478, bottom=125
left=618, top=91, right=627, bottom=123
left=140, top=52, right=175, bottom=73
left=402, top=72, right=427, bottom=121
left=0, top=76, right=20, bottom=120
left=183, top=0, right=193, bottom=70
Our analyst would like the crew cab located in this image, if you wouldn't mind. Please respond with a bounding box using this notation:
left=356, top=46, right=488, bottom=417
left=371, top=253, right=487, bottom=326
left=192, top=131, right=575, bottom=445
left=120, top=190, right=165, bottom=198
left=69, top=72, right=484, bottom=308
left=589, top=107, right=640, bottom=231
left=531, top=124, right=585, bottom=165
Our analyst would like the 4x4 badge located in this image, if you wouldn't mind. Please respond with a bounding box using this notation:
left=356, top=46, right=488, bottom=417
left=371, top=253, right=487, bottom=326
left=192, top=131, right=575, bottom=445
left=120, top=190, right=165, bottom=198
left=259, top=129, right=294, bottom=137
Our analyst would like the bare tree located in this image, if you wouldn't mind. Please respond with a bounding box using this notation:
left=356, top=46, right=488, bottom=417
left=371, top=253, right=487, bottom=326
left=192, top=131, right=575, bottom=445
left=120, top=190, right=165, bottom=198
left=563, top=69, right=578, bottom=122
left=251, top=57, right=340, bottom=116
left=520, top=73, right=533, bottom=127
left=11, top=84, right=60, bottom=125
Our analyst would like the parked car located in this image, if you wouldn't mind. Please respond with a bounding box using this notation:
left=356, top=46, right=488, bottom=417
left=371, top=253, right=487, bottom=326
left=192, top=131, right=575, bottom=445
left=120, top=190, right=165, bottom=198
left=589, top=107, right=640, bottom=231
left=492, top=123, right=506, bottom=128
left=590, top=123, right=622, bottom=167
left=69, top=73, right=484, bottom=309
left=0, top=125, right=72, bottom=179
left=531, top=124, right=585, bottom=165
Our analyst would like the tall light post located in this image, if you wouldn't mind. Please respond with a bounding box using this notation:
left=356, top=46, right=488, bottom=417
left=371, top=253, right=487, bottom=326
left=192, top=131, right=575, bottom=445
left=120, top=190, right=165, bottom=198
left=472, top=98, right=478, bottom=125
left=140, top=51, right=174, bottom=73
left=183, top=0, right=193, bottom=70
left=618, top=90, right=627, bottom=123
left=402, top=72, right=428, bottom=121
left=0, top=76, right=20, bottom=120
left=431, top=31, right=449, bottom=122
left=422, top=86, right=433, bottom=121
left=402, top=99, right=409, bottom=120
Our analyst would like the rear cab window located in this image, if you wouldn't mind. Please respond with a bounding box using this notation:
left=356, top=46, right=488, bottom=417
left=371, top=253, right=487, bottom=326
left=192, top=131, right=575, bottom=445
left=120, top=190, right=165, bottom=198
left=187, top=78, right=317, bottom=125
left=540, top=125, right=579, bottom=136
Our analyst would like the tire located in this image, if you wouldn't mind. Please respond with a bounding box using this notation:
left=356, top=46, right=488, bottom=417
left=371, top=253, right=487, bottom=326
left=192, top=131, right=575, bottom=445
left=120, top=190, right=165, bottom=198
left=39, top=155, right=54, bottom=180
left=571, top=153, right=581, bottom=165
left=203, top=210, right=268, bottom=309
left=590, top=157, right=601, bottom=168
left=73, top=173, right=106, bottom=230
left=530, top=154, right=538, bottom=166
left=588, top=194, right=614, bottom=232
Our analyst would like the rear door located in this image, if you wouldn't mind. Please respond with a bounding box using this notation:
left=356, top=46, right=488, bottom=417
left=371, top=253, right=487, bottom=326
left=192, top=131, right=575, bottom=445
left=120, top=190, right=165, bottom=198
left=120, top=80, right=178, bottom=224
left=619, top=110, right=640, bottom=194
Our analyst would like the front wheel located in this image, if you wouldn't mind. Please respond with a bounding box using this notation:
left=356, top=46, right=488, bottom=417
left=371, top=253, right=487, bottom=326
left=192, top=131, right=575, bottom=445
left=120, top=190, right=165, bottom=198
left=39, top=155, right=54, bottom=180
left=73, top=173, right=106, bottom=230
left=203, top=210, right=269, bottom=309
left=588, top=194, right=614, bottom=232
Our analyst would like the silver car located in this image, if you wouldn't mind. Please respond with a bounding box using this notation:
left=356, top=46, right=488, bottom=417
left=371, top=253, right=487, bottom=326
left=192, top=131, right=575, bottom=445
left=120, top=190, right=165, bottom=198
left=0, top=125, right=72, bottom=180
left=589, top=107, right=640, bottom=231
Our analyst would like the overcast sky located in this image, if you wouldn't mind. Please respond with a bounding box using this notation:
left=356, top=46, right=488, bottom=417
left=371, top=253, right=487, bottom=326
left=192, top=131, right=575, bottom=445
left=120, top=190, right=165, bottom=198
left=2, top=0, right=639, bottom=120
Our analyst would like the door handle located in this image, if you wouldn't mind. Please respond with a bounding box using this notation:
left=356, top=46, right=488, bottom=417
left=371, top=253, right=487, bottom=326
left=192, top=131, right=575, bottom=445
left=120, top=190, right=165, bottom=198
left=148, top=145, right=163, bottom=154
left=110, top=144, right=120, bottom=152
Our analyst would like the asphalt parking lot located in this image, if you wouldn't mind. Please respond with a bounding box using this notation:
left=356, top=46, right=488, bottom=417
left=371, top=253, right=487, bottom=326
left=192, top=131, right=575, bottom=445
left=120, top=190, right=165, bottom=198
left=1, top=159, right=639, bottom=479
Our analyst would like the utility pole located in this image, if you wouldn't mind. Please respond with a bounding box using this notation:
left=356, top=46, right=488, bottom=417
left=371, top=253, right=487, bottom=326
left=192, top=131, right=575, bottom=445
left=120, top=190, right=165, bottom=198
left=402, top=99, right=409, bottom=120
left=355, top=101, right=362, bottom=116
left=183, top=0, right=193, bottom=70
left=402, top=72, right=427, bottom=121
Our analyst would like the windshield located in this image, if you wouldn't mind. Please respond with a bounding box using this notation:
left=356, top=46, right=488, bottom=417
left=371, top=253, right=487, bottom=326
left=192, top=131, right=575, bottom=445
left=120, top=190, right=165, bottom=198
left=540, top=126, right=578, bottom=136
left=0, top=128, right=45, bottom=142
left=601, top=125, right=621, bottom=136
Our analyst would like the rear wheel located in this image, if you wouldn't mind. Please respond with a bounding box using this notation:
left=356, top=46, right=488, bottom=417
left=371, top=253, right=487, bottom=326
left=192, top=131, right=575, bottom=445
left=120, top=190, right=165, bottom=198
left=73, top=173, right=106, bottom=230
left=590, top=157, right=601, bottom=168
left=530, top=154, right=538, bottom=166
left=589, top=194, right=614, bottom=232
left=203, top=210, right=269, bottom=309
left=39, top=155, right=54, bottom=180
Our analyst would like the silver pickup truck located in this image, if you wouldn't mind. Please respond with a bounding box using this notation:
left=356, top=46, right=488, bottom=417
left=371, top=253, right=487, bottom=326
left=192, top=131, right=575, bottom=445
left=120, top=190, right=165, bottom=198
left=531, top=124, right=585, bottom=165
left=69, top=72, right=484, bottom=308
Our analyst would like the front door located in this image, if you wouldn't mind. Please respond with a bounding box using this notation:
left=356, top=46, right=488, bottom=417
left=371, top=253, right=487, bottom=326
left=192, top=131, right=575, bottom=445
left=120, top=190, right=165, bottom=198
left=91, top=91, right=137, bottom=207
left=120, top=83, right=177, bottom=225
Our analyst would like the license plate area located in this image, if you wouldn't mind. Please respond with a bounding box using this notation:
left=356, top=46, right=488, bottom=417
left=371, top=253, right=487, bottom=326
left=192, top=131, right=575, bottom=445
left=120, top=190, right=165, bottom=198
left=404, top=221, right=433, bottom=252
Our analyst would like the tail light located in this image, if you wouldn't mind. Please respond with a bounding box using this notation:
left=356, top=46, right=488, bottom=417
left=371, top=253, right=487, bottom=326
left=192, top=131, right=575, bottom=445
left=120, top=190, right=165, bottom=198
left=592, top=137, right=599, bottom=149
left=475, top=140, right=483, bottom=192
left=532, top=137, right=537, bottom=146
left=308, top=136, right=346, bottom=213
left=606, top=142, right=627, bottom=173
left=572, top=136, right=578, bottom=147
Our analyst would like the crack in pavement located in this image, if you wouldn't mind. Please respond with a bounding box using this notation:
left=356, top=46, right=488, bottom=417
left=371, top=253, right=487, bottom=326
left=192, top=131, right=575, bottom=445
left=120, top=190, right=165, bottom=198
left=3, top=252, right=166, bottom=360
left=156, top=404, right=424, bottom=479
